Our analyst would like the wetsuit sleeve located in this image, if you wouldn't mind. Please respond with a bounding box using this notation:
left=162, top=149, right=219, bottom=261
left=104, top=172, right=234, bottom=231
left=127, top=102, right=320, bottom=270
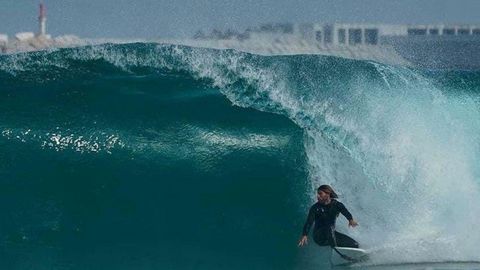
left=337, top=202, right=353, bottom=221
left=302, top=206, right=315, bottom=236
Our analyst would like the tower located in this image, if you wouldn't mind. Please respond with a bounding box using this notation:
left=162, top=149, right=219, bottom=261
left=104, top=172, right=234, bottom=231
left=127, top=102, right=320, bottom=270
left=38, top=2, right=46, bottom=36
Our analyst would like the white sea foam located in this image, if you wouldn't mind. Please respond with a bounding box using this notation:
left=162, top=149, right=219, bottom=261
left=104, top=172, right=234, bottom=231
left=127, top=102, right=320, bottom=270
left=302, top=64, right=480, bottom=263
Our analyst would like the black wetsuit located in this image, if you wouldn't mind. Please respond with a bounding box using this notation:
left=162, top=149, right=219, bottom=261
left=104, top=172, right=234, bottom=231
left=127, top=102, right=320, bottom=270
left=302, top=199, right=359, bottom=248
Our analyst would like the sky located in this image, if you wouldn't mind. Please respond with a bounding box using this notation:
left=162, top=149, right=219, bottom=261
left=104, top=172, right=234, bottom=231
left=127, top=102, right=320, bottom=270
left=1, top=0, right=480, bottom=39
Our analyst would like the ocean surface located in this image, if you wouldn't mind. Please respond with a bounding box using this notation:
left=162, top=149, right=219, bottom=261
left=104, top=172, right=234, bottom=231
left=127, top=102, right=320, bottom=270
left=0, top=43, right=479, bottom=270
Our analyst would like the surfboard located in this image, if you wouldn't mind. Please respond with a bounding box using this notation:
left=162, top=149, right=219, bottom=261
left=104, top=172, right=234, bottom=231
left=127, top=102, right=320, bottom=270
left=330, top=247, right=369, bottom=266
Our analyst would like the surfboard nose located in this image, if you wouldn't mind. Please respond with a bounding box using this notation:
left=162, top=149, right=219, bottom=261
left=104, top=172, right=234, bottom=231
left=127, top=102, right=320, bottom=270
left=330, top=247, right=369, bottom=266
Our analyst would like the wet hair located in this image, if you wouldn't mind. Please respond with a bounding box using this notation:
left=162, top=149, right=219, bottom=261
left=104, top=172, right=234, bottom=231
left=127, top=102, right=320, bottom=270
left=317, top=185, right=338, bottom=199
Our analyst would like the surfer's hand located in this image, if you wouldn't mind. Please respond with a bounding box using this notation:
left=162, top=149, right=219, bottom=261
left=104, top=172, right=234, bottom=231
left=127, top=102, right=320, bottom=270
left=348, top=219, right=359, bottom=228
left=298, top=236, right=308, bottom=247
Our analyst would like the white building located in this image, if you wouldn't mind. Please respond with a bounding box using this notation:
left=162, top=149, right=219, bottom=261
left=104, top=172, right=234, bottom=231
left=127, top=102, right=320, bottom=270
left=301, top=23, right=480, bottom=46
left=0, top=34, right=8, bottom=44
left=15, top=32, right=35, bottom=41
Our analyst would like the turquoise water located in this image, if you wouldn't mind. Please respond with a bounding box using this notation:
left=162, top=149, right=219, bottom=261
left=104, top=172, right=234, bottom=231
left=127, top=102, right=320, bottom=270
left=1, top=43, right=479, bottom=269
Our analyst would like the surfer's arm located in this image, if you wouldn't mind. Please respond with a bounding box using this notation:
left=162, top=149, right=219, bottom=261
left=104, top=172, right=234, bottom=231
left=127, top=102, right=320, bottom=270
left=338, top=202, right=354, bottom=221
left=299, top=207, right=314, bottom=247
left=302, top=206, right=315, bottom=236
left=338, top=202, right=359, bottom=227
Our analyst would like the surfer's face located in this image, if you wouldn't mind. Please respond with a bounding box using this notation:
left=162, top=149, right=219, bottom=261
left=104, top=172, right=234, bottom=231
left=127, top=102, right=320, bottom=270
left=317, top=190, right=330, bottom=202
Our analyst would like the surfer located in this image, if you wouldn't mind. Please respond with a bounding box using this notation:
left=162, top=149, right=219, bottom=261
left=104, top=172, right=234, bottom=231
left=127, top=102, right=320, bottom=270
left=298, top=185, right=359, bottom=248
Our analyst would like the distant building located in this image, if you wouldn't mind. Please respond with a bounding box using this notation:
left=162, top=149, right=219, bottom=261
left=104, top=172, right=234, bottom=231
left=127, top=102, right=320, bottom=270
left=13, top=2, right=51, bottom=42
left=1, top=2, right=85, bottom=54
left=0, top=34, right=8, bottom=44
left=300, top=23, right=480, bottom=46
left=15, top=32, right=35, bottom=41
left=208, top=22, right=480, bottom=47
